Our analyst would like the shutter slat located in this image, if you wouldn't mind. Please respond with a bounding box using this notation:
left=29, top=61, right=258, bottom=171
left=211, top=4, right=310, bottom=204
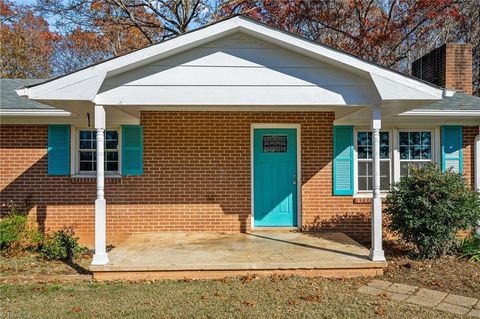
left=441, top=126, right=463, bottom=173
left=48, top=125, right=70, bottom=175
left=122, top=125, right=143, bottom=175
left=333, top=126, right=354, bottom=195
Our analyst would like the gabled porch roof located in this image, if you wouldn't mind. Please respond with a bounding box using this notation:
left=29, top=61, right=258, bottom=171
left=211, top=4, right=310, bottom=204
left=16, top=15, right=445, bottom=120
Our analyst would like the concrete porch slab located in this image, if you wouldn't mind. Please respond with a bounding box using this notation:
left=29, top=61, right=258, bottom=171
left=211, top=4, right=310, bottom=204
left=90, top=232, right=386, bottom=280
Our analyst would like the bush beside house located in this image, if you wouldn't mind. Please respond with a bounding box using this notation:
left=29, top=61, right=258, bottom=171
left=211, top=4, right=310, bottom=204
left=385, top=164, right=480, bottom=259
left=0, top=202, right=82, bottom=261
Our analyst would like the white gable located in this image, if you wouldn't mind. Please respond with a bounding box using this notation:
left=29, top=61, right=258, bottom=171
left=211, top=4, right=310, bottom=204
left=96, top=33, right=379, bottom=106
left=18, top=16, right=444, bottom=111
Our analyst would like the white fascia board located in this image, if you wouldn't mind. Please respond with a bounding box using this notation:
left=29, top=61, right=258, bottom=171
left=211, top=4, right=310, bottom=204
left=400, top=109, right=480, bottom=117
left=19, top=16, right=443, bottom=103
left=370, top=73, right=441, bottom=100
left=0, top=109, right=71, bottom=116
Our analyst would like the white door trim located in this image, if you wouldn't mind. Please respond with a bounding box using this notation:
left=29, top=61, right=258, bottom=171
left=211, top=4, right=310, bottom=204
left=250, top=123, right=302, bottom=229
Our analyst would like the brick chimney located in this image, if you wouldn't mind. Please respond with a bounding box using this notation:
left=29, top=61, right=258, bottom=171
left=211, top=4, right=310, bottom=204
left=412, top=43, right=473, bottom=95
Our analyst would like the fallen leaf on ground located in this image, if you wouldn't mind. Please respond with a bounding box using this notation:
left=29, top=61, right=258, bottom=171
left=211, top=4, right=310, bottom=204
left=300, top=295, right=321, bottom=302
left=71, top=307, right=81, bottom=313
left=242, top=300, right=256, bottom=307
left=374, top=307, right=385, bottom=316
left=241, top=273, right=258, bottom=284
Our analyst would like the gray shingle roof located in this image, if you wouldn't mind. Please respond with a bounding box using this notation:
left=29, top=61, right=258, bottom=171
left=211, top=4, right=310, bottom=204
left=0, top=78, right=56, bottom=110
left=419, top=92, right=480, bottom=110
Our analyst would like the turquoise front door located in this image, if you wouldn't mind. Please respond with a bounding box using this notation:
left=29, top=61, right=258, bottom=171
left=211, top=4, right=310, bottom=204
left=253, top=128, right=298, bottom=227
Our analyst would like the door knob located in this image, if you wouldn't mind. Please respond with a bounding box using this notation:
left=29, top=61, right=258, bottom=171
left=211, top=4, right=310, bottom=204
left=293, top=174, right=297, bottom=184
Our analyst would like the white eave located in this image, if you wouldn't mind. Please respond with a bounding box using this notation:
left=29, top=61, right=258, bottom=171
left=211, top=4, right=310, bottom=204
left=16, top=15, right=444, bottom=104
left=400, top=109, right=480, bottom=117
left=0, top=108, right=71, bottom=116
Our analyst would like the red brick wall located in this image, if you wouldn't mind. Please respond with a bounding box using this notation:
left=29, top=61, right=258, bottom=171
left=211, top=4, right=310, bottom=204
left=463, top=126, right=479, bottom=188
left=1, top=116, right=477, bottom=246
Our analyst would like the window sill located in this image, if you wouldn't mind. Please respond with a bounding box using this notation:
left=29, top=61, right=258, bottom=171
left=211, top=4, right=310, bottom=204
left=354, top=192, right=388, bottom=198
left=353, top=193, right=388, bottom=204
left=70, top=174, right=122, bottom=184
left=71, top=173, right=122, bottom=179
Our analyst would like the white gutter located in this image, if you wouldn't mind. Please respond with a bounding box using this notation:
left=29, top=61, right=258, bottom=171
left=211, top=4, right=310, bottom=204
left=0, top=109, right=71, bottom=116
left=400, top=110, right=480, bottom=117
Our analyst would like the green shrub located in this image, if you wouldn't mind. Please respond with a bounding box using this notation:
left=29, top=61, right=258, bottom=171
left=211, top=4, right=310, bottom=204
left=385, top=164, right=480, bottom=259
left=40, top=227, right=81, bottom=261
left=0, top=202, right=42, bottom=253
left=458, top=234, right=480, bottom=262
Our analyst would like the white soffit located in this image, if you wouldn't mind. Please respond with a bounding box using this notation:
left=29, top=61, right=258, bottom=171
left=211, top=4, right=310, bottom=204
left=17, top=16, right=444, bottom=103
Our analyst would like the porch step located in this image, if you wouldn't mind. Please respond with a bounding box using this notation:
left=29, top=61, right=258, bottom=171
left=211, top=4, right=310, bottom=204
left=251, top=227, right=299, bottom=232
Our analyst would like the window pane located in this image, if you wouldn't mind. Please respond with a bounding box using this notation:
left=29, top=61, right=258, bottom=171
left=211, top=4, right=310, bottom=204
left=400, top=161, right=430, bottom=177
left=358, top=161, right=367, bottom=176
left=411, top=146, right=421, bottom=159
left=380, top=132, right=389, bottom=146
left=79, top=141, right=91, bottom=149
left=421, top=145, right=431, bottom=159
left=106, top=131, right=118, bottom=140
left=106, top=141, right=118, bottom=149
left=106, top=162, right=118, bottom=171
left=79, top=131, right=92, bottom=140
left=380, top=176, right=390, bottom=190
left=357, top=132, right=369, bottom=146
left=399, top=132, right=409, bottom=145
left=411, top=132, right=420, bottom=145
left=106, top=152, right=118, bottom=161
left=380, top=146, right=389, bottom=159
left=380, top=161, right=390, bottom=177
left=380, top=161, right=390, bottom=190
left=399, top=146, right=409, bottom=159
left=358, top=177, right=368, bottom=191
left=80, top=162, right=93, bottom=171
left=80, top=151, right=93, bottom=161
left=358, top=146, right=369, bottom=159
left=421, top=132, right=431, bottom=146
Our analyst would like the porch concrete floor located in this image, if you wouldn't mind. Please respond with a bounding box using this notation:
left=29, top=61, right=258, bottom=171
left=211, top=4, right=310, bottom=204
left=90, top=232, right=386, bottom=273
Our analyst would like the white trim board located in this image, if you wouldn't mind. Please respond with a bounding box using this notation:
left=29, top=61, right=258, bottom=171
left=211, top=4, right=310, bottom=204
left=250, top=123, right=302, bottom=229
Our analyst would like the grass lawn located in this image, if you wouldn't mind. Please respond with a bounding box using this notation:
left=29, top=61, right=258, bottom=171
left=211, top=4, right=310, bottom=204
left=0, top=276, right=462, bottom=319
left=1, top=240, right=478, bottom=318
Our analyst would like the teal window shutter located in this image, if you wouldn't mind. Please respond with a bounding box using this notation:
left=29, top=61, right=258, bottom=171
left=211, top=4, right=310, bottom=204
left=122, top=125, right=143, bottom=175
left=333, top=125, right=354, bottom=195
left=47, top=125, right=70, bottom=175
left=441, top=126, right=463, bottom=173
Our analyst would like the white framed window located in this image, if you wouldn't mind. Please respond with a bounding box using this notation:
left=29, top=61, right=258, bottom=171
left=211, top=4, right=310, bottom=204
left=356, top=131, right=391, bottom=192
left=398, top=130, right=433, bottom=177
left=74, top=128, right=121, bottom=175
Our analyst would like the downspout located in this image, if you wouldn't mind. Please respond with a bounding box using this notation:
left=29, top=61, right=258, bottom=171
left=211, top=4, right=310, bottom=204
left=475, top=130, right=480, bottom=235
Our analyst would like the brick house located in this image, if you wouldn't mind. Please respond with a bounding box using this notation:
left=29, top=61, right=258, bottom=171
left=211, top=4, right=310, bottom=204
left=1, top=16, right=479, bottom=269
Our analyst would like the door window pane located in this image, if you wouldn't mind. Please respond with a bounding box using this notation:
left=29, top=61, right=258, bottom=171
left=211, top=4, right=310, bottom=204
left=263, top=135, right=287, bottom=153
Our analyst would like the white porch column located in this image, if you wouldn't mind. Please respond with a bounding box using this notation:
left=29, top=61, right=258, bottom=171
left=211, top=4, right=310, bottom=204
left=369, top=105, right=386, bottom=261
left=475, top=130, right=480, bottom=235
left=91, top=105, right=109, bottom=265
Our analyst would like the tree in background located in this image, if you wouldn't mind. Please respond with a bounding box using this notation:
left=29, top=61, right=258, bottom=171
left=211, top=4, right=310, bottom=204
left=33, top=0, right=220, bottom=75
left=1, top=0, right=60, bottom=78
left=219, top=0, right=462, bottom=69
left=2, top=0, right=478, bottom=95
